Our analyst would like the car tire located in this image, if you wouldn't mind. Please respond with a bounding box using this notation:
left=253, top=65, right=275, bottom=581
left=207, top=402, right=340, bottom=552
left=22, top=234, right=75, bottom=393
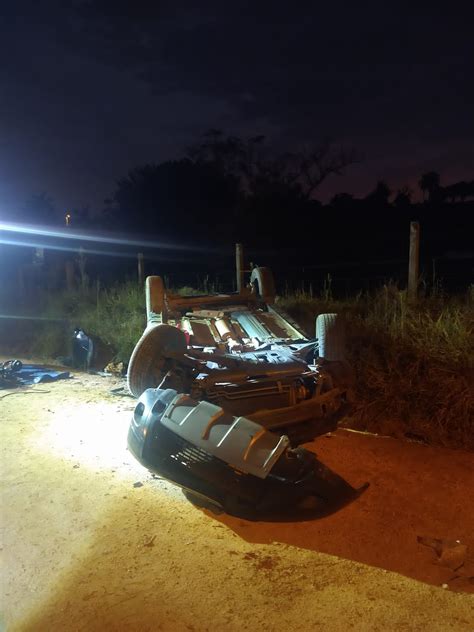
left=127, top=324, right=187, bottom=397
left=250, top=266, right=276, bottom=304
left=316, top=313, right=346, bottom=361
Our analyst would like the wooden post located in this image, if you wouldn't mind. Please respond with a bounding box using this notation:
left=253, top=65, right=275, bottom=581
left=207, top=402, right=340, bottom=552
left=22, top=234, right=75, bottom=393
left=235, top=243, right=244, bottom=293
left=137, top=253, right=144, bottom=286
left=408, top=221, right=420, bottom=300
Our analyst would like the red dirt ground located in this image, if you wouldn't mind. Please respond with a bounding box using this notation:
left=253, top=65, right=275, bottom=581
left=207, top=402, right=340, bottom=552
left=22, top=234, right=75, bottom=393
left=2, top=370, right=474, bottom=631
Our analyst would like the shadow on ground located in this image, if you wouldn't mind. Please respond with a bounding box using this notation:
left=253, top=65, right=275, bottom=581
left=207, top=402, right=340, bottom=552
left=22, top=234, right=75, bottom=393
left=199, top=431, right=474, bottom=593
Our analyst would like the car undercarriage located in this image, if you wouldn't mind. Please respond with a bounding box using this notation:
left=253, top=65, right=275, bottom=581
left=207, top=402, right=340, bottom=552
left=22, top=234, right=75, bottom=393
left=126, top=268, right=368, bottom=518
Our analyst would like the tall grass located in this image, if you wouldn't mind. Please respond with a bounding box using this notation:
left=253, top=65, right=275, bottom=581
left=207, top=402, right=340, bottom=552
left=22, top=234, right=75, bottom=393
left=1, top=283, right=147, bottom=362
left=11, top=282, right=206, bottom=361
left=3, top=280, right=473, bottom=450
left=279, top=284, right=474, bottom=450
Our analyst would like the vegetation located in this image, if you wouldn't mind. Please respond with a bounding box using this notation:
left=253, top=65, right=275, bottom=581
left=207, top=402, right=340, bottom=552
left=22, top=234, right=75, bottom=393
left=278, top=284, right=474, bottom=450
left=42, top=283, right=146, bottom=362
left=2, top=280, right=472, bottom=451
left=99, top=131, right=358, bottom=250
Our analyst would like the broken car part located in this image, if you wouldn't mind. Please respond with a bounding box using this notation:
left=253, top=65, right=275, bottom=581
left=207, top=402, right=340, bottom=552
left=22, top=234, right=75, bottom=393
left=128, top=387, right=367, bottom=519
left=127, top=267, right=367, bottom=516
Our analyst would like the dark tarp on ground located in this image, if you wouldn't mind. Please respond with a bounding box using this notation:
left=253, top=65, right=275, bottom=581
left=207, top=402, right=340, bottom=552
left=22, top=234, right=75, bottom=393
left=0, top=362, right=70, bottom=389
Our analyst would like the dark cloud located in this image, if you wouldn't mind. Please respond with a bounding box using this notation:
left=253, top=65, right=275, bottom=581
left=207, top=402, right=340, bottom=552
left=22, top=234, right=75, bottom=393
left=74, top=2, right=474, bottom=136
left=0, top=0, right=473, bottom=214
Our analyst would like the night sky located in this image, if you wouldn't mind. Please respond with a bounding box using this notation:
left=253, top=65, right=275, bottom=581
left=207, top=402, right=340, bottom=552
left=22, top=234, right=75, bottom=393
left=1, top=1, right=473, bottom=217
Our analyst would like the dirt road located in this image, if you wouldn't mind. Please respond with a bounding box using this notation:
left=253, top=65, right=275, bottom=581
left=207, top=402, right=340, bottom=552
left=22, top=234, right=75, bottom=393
left=2, top=370, right=474, bottom=631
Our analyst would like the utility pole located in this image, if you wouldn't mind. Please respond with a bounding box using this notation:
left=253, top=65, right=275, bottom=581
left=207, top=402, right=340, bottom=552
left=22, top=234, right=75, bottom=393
left=408, top=221, right=420, bottom=300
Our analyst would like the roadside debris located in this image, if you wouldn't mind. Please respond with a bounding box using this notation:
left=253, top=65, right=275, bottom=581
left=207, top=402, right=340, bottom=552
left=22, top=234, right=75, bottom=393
left=104, top=361, right=125, bottom=376
left=0, top=360, right=70, bottom=389
left=0, top=359, right=23, bottom=388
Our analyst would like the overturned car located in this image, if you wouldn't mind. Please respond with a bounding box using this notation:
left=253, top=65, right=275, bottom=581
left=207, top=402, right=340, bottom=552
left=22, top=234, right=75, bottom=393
left=127, top=267, right=367, bottom=518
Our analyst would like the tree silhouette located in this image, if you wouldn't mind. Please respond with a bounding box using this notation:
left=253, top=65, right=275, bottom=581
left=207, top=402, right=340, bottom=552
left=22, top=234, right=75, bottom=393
left=441, top=180, right=474, bottom=202
left=188, top=130, right=266, bottom=192
left=418, top=171, right=440, bottom=202
left=393, top=186, right=412, bottom=208
left=104, top=131, right=359, bottom=248
left=105, top=159, right=242, bottom=242
left=288, top=141, right=359, bottom=200
left=365, top=180, right=391, bottom=206
left=329, top=192, right=355, bottom=209
left=189, top=130, right=358, bottom=201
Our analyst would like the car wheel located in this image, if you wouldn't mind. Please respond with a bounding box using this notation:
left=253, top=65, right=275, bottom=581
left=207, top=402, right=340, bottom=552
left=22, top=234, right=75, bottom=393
left=316, top=313, right=346, bottom=361
left=127, top=324, right=187, bottom=397
left=250, top=266, right=276, bottom=304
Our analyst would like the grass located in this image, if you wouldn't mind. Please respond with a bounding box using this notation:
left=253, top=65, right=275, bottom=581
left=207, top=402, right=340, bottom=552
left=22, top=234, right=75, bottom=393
left=62, top=282, right=146, bottom=362
left=278, top=284, right=474, bottom=450
left=0, top=282, right=146, bottom=363
left=2, top=280, right=473, bottom=450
